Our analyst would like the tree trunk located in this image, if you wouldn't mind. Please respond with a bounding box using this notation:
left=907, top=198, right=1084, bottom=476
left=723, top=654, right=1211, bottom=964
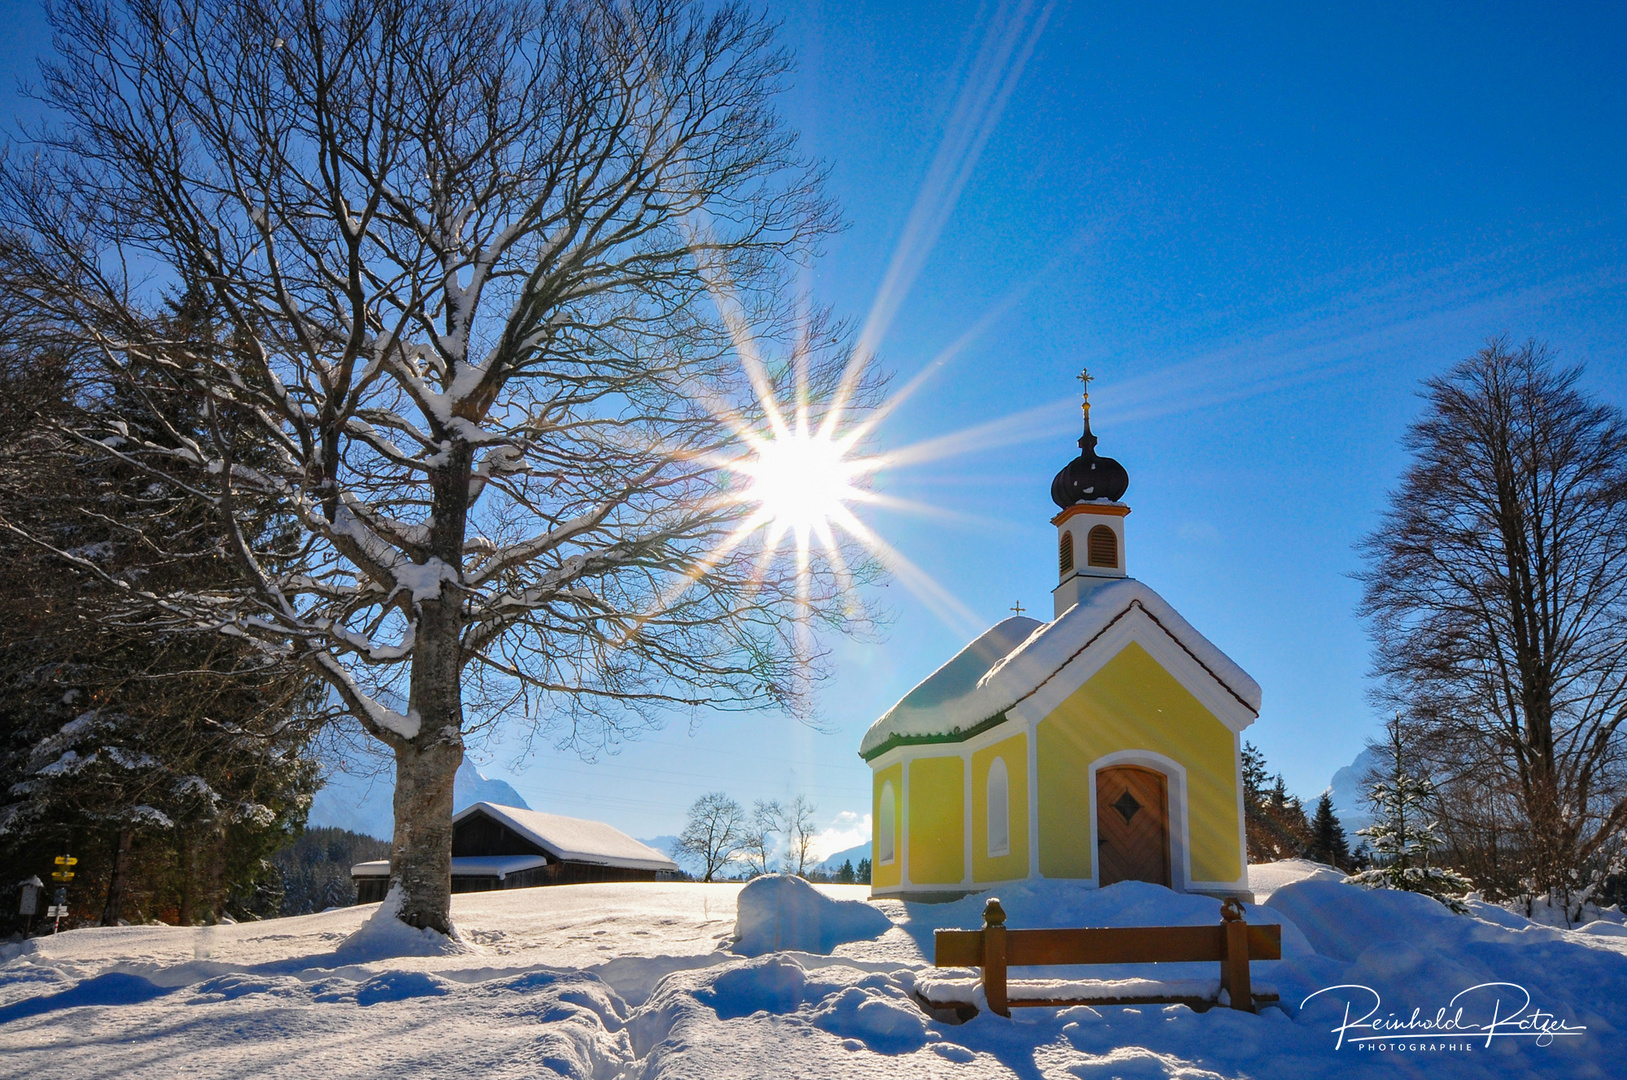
left=390, top=592, right=466, bottom=933
left=101, top=827, right=133, bottom=926
left=177, top=831, right=195, bottom=925
left=202, top=824, right=228, bottom=923
left=391, top=737, right=462, bottom=932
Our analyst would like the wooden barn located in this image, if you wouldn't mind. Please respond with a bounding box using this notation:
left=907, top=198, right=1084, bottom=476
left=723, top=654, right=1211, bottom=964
left=352, top=801, right=679, bottom=903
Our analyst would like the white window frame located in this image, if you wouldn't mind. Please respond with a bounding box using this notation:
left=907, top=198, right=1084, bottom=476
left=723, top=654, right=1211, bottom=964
left=987, top=756, right=1010, bottom=857
left=877, top=779, right=897, bottom=865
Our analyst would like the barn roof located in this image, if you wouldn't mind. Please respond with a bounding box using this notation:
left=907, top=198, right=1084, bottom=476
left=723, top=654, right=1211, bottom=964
left=350, top=855, right=548, bottom=879
left=453, top=801, right=679, bottom=873
left=859, top=577, right=1261, bottom=758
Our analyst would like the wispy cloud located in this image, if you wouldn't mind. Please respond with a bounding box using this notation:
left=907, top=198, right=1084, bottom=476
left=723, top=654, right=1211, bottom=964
left=812, top=810, right=871, bottom=863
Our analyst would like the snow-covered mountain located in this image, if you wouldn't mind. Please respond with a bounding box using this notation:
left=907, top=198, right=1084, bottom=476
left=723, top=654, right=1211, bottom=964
left=453, top=760, right=530, bottom=812
left=306, top=764, right=396, bottom=840
left=637, top=835, right=680, bottom=859
left=308, top=758, right=530, bottom=840
left=816, top=841, right=870, bottom=874
left=1327, top=745, right=1382, bottom=836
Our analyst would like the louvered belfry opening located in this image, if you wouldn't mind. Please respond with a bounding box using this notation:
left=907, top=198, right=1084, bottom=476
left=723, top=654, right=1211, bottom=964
left=1059, top=531, right=1075, bottom=575
left=1087, top=524, right=1118, bottom=568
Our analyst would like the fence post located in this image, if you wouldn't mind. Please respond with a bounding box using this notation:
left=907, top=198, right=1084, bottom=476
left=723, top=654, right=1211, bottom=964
left=982, top=897, right=1009, bottom=1017
left=1220, top=897, right=1252, bottom=1012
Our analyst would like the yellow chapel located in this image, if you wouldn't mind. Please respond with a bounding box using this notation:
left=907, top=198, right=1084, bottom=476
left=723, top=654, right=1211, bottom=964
left=860, top=375, right=1260, bottom=901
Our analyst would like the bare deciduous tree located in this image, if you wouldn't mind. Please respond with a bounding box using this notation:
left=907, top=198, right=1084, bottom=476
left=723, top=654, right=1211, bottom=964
left=1359, top=338, right=1627, bottom=899
left=741, top=797, right=783, bottom=877
left=783, top=794, right=817, bottom=876
left=0, top=0, right=866, bottom=931
left=674, top=791, right=744, bottom=882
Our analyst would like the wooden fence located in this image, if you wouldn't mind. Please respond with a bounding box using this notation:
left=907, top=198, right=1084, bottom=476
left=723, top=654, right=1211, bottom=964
left=932, top=896, right=1281, bottom=1016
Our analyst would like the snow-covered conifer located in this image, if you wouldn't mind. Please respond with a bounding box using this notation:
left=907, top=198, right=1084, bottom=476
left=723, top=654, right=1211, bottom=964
left=0, top=317, right=322, bottom=926
left=1346, top=719, right=1473, bottom=912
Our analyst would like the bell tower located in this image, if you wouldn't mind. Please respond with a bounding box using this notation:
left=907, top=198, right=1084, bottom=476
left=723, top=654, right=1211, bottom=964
left=1050, top=368, right=1129, bottom=617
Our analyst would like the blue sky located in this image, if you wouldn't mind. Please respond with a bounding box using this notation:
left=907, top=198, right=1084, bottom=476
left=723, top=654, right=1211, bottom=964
left=6, top=1, right=1625, bottom=851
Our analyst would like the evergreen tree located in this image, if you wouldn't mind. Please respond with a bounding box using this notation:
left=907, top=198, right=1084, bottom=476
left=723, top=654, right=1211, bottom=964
left=1346, top=720, right=1473, bottom=912
left=837, top=859, right=855, bottom=884
left=0, top=299, right=322, bottom=928
left=856, top=858, right=872, bottom=885
left=1241, top=741, right=1313, bottom=861
left=1306, top=792, right=1351, bottom=870
left=273, top=827, right=392, bottom=915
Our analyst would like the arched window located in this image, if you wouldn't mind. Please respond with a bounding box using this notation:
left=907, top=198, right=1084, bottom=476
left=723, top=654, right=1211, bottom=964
left=987, top=757, right=1010, bottom=857
left=1087, top=524, right=1118, bottom=568
left=1059, top=531, right=1074, bottom=575
left=877, top=780, right=896, bottom=865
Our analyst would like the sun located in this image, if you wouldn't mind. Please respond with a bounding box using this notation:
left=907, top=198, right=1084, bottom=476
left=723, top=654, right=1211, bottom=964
left=739, top=427, right=865, bottom=537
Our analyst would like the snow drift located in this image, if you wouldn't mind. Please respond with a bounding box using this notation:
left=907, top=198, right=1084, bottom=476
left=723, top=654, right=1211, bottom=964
left=732, top=873, right=894, bottom=957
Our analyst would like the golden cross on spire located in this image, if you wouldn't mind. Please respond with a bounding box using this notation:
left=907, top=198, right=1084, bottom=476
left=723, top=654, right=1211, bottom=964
left=1077, top=366, right=1094, bottom=414
left=1010, top=600, right=1025, bottom=616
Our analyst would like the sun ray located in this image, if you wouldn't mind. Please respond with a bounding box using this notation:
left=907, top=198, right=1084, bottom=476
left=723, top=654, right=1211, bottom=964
left=825, top=502, right=985, bottom=637
left=844, top=491, right=1019, bottom=532
left=877, top=397, right=1076, bottom=474
left=836, top=227, right=1088, bottom=452
left=620, top=2, right=1071, bottom=659
left=825, top=0, right=1057, bottom=433
left=613, top=506, right=771, bottom=648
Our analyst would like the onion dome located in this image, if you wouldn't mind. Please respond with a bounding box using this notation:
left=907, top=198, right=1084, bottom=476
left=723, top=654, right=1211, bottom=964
left=1049, top=371, right=1129, bottom=507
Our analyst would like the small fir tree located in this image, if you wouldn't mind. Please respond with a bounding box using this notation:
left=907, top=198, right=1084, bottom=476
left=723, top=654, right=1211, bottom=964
left=1306, top=792, right=1352, bottom=870
left=1346, top=720, right=1473, bottom=912
left=856, top=858, right=872, bottom=885
left=837, top=859, right=855, bottom=884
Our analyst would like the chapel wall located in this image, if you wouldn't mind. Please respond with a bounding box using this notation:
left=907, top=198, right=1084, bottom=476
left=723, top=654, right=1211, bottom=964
left=1036, top=640, right=1242, bottom=885
left=971, top=731, right=1030, bottom=883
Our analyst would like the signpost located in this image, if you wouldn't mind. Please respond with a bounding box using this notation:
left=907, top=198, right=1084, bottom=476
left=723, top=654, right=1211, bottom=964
left=16, top=875, right=42, bottom=934
left=49, top=855, right=75, bottom=933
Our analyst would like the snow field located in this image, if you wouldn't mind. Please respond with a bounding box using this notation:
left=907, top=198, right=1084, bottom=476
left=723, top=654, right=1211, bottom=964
left=3, top=865, right=1627, bottom=1078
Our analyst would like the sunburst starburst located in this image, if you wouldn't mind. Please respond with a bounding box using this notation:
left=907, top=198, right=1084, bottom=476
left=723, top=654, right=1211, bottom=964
left=736, top=424, right=869, bottom=540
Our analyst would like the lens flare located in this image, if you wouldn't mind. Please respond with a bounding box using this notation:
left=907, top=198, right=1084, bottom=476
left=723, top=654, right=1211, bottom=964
left=739, top=428, right=864, bottom=536
left=657, top=0, right=1061, bottom=644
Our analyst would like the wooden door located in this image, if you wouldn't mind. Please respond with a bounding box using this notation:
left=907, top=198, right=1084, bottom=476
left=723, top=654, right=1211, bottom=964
left=1096, top=765, right=1171, bottom=887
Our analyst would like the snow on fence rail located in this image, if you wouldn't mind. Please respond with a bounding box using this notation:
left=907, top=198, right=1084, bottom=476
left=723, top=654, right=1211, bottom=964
left=924, top=896, right=1281, bottom=1016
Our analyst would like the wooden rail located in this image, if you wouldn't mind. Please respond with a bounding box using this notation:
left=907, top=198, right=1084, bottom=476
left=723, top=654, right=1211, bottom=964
left=932, top=896, right=1281, bottom=1017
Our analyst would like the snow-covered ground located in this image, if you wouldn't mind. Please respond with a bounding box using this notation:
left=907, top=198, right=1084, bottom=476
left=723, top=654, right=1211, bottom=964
left=3, top=862, right=1624, bottom=1078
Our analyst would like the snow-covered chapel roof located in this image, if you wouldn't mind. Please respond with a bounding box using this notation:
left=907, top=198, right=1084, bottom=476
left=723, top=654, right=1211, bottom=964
left=859, top=577, right=1261, bottom=759
left=454, top=802, right=679, bottom=872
